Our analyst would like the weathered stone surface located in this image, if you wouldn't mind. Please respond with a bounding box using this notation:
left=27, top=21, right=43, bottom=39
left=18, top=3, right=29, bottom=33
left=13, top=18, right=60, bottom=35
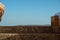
left=2, top=33, right=57, bottom=40
left=0, top=26, right=51, bottom=33
left=0, top=26, right=59, bottom=40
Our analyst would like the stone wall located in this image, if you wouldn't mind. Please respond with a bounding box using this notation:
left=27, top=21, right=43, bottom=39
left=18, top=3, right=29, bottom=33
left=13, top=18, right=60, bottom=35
left=0, top=26, right=60, bottom=40
left=0, top=26, right=51, bottom=33
left=4, top=33, right=57, bottom=40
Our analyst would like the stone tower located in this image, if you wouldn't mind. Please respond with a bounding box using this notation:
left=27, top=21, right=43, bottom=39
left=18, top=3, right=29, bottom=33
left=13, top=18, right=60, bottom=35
left=51, top=15, right=59, bottom=27
left=51, top=12, right=60, bottom=32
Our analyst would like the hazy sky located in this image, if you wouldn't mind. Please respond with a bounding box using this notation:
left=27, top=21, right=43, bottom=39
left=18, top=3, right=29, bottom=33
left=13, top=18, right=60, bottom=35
left=0, top=0, right=60, bottom=26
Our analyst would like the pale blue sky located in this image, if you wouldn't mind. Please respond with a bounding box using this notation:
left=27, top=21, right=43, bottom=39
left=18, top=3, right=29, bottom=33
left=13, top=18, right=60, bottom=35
left=0, top=0, right=60, bottom=26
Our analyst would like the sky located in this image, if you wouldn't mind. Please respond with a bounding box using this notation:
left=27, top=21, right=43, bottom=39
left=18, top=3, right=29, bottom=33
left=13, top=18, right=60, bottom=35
left=0, top=0, right=60, bottom=26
